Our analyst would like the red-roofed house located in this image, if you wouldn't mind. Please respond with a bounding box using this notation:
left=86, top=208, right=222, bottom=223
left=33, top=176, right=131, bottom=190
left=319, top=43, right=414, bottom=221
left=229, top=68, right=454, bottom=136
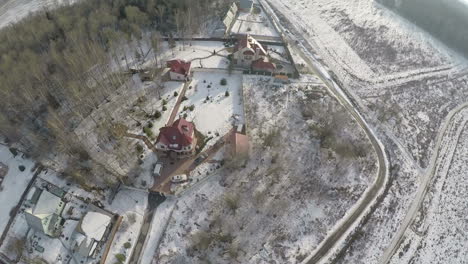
left=233, top=35, right=269, bottom=67
left=166, top=60, right=192, bottom=81
left=232, top=35, right=276, bottom=72
left=252, top=58, right=276, bottom=73
left=155, top=118, right=197, bottom=158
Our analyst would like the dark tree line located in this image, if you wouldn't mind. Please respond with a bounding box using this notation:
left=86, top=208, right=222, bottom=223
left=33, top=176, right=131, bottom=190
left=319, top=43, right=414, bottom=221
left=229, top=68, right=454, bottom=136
left=377, top=0, right=468, bottom=58
left=0, top=0, right=227, bottom=187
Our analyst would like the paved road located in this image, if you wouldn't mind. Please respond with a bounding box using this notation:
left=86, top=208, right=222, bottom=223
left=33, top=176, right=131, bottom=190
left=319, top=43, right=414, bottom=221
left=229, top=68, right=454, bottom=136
left=259, top=1, right=389, bottom=263
left=378, top=103, right=468, bottom=264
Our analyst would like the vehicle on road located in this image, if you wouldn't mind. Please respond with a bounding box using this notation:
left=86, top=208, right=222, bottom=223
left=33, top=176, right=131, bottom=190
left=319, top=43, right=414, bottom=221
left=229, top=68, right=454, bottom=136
left=171, top=174, right=188, bottom=183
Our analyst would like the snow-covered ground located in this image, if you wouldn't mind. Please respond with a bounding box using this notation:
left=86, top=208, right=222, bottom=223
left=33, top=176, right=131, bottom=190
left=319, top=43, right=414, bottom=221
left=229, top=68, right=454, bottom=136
left=177, top=71, right=244, bottom=147
left=231, top=8, right=280, bottom=37
left=144, top=41, right=231, bottom=70
left=152, top=75, right=377, bottom=263
left=263, top=0, right=468, bottom=263
left=0, top=144, right=36, bottom=236
left=0, top=0, right=75, bottom=29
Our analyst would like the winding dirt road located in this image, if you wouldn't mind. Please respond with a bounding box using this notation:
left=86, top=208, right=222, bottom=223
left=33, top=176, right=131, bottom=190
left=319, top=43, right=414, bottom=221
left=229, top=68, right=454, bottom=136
left=378, top=103, right=468, bottom=264
left=259, top=1, right=390, bottom=263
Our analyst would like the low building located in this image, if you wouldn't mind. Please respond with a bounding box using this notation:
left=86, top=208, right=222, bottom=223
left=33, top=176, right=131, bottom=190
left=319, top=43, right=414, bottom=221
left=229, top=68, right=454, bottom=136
left=25, top=189, right=66, bottom=238
left=155, top=118, right=197, bottom=158
left=232, top=35, right=276, bottom=72
left=166, top=60, right=192, bottom=81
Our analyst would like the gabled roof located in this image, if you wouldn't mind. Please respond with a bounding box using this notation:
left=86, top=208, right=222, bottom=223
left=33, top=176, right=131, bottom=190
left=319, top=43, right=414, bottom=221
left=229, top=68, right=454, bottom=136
left=166, top=60, right=191, bottom=76
left=252, top=58, right=276, bottom=70
left=81, top=211, right=111, bottom=241
left=157, top=118, right=194, bottom=150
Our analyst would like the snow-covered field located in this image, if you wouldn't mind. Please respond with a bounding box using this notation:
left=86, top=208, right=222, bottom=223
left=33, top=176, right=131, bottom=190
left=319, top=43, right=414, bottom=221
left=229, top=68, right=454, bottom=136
left=178, top=71, right=244, bottom=147
left=152, top=75, right=377, bottom=263
left=268, top=0, right=468, bottom=168
left=263, top=0, right=468, bottom=263
left=232, top=9, right=280, bottom=38
left=0, top=144, right=36, bottom=236
left=150, top=41, right=231, bottom=70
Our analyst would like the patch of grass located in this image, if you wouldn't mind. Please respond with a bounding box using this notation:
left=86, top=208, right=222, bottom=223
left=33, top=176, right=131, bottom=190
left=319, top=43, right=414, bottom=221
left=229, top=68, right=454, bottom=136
left=115, top=253, right=126, bottom=263
left=143, top=126, right=154, bottom=138
left=135, top=144, right=143, bottom=153
left=224, top=193, right=240, bottom=212
left=190, top=230, right=213, bottom=251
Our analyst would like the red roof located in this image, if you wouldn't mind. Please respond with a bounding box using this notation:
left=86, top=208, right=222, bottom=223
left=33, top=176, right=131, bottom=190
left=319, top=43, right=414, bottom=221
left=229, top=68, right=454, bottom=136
left=166, top=60, right=191, bottom=76
left=252, top=58, right=276, bottom=70
left=157, top=118, right=194, bottom=150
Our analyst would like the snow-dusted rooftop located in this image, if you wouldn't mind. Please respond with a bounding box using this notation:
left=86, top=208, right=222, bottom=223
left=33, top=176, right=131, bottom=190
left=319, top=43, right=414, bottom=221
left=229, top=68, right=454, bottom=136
left=81, top=211, right=111, bottom=242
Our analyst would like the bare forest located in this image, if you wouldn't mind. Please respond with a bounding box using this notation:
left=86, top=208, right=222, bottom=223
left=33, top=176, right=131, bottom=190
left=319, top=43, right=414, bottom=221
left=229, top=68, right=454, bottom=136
left=0, top=0, right=230, bottom=188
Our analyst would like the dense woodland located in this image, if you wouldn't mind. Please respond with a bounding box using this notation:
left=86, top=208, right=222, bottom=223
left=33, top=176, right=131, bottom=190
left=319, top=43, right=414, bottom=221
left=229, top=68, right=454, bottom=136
left=0, top=0, right=228, bottom=187
left=377, top=0, right=468, bottom=58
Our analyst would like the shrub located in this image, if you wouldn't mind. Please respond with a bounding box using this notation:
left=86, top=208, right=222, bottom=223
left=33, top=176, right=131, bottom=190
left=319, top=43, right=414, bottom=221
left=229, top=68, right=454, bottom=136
left=188, top=105, right=195, bottom=111
left=153, top=110, right=161, bottom=119
left=206, top=96, right=210, bottom=101
left=183, top=113, right=188, bottom=119
left=9, top=148, right=18, bottom=157
left=220, top=78, right=227, bottom=85
left=174, top=91, right=178, bottom=97
left=18, top=165, right=25, bottom=172
left=135, top=144, right=143, bottom=153
left=181, top=96, right=188, bottom=101
left=162, top=106, right=167, bottom=111
left=162, top=99, right=167, bottom=105
left=147, top=122, right=153, bottom=128
left=224, top=193, right=240, bottom=212
left=124, top=242, right=131, bottom=249
left=225, top=91, right=230, bottom=97
left=143, top=127, right=154, bottom=138
left=115, top=253, right=126, bottom=263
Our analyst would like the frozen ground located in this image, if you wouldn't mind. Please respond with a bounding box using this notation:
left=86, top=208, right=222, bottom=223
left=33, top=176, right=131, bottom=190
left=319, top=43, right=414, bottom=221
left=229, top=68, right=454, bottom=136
left=152, top=75, right=377, bottom=263
left=0, top=144, right=36, bottom=236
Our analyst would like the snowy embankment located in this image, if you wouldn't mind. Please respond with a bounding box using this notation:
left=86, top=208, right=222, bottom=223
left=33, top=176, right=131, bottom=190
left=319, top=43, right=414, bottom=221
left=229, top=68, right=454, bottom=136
left=0, top=144, right=36, bottom=235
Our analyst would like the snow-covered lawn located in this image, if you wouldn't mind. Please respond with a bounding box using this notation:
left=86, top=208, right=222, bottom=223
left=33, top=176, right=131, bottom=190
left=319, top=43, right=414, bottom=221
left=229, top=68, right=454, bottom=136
left=177, top=71, right=244, bottom=148
left=0, top=144, right=36, bottom=236
left=151, top=41, right=231, bottom=70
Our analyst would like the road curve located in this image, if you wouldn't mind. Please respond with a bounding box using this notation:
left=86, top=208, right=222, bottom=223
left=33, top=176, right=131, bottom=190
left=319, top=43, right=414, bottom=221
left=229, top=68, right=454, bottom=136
left=258, top=1, right=390, bottom=263
left=378, top=102, right=468, bottom=264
